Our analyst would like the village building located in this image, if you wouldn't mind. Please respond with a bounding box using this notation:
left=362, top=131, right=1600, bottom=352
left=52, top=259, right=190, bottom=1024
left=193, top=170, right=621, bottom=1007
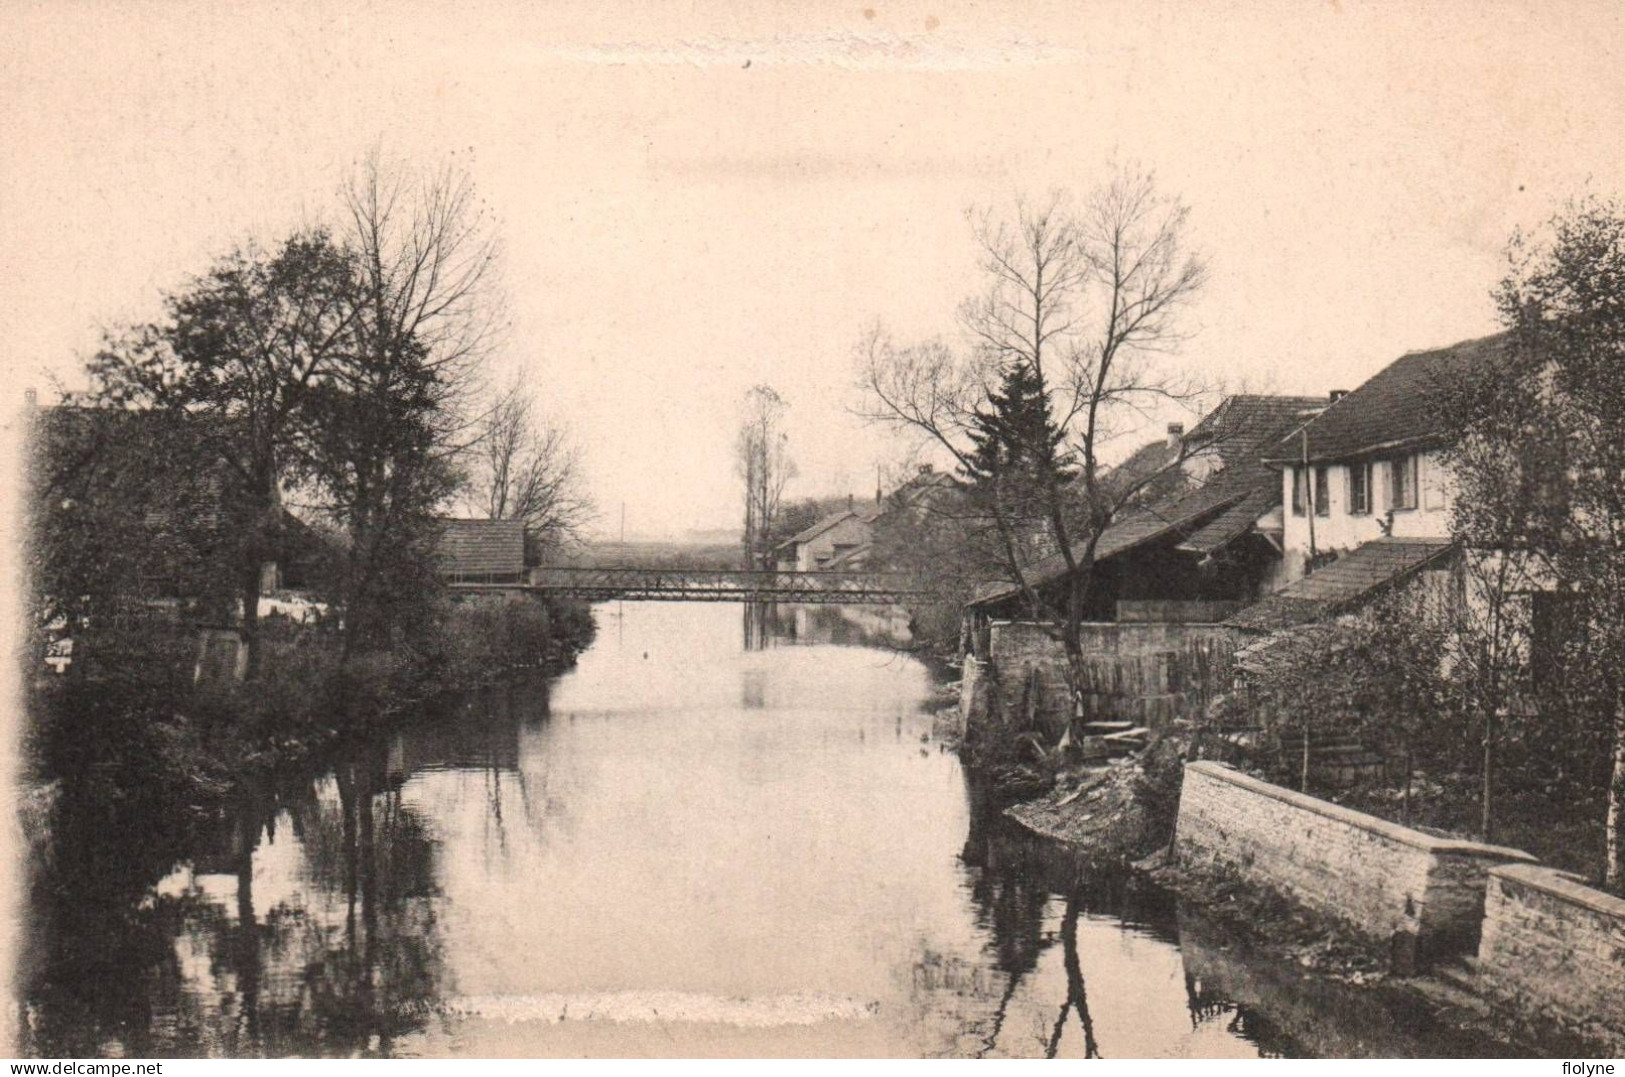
left=773, top=508, right=879, bottom=571
left=773, top=464, right=956, bottom=571
left=966, top=394, right=1330, bottom=626
left=1227, top=333, right=1506, bottom=633
left=434, top=517, right=528, bottom=583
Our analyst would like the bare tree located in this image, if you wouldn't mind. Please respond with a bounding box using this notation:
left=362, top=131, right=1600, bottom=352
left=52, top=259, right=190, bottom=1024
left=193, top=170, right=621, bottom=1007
left=858, top=166, right=1210, bottom=683
left=736, top=385, right=795, bottom=570
left=471, top=378, right=593, bottom=561
left=336, top=149, right=505, bottom=445
left=300, top=152, right=505, bottom=654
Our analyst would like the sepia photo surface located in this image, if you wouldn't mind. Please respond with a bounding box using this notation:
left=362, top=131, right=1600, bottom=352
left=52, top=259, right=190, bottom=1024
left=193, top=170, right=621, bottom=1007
left=4, top=0, right=1625, bottom=1060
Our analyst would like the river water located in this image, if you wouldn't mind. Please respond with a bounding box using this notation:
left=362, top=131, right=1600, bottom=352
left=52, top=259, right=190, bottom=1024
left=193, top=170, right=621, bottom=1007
left=17, top=602, right=1505, bottom=1058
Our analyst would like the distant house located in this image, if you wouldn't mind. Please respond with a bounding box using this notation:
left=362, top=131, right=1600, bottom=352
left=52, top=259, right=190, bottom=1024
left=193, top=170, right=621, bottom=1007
left=774, top=464, right=958, bottom=572
left=967, top=394, right=1330, bottom=624
left=773, top=510, right=875, bottom=572
left=885, top=462, right=956, bottom=512
left=1227, top=334, right=1506, bottom=633
left=435, top=518, right=527, bottom=583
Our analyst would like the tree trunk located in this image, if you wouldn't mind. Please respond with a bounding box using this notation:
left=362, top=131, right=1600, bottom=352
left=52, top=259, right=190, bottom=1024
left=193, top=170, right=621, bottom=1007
left=1481, top=705, right=1496, bottom=844
left=1607, top=694, right=1625, bottom=894
left=238, top=463, right=279, bottom=680
left=1301, top=725, right=1311, bottom=793
left=1402, top=740, right=1413, bottom=826
left=1060, top=561, right=1093, bottom=729
left=240, top=558, right=262, bottom=680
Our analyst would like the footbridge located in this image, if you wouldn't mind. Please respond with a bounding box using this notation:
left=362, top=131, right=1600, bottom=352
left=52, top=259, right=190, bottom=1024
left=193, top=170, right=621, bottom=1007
left=449, top=566, right=948, bottom=604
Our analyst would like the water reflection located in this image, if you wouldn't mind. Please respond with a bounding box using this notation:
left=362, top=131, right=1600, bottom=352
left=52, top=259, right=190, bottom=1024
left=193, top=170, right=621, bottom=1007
left=19, top=602, right=1510, bottom=1058
left=21, top=738, right=452, bottom=1056
left=742, top=601, right=913, bottom=651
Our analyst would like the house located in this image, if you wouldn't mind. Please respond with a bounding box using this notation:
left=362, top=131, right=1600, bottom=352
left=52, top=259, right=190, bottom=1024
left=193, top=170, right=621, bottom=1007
left=1228, top=333, right=1507, bottom=633
left=774, top=464, right=957, bottom=572
left=774, top=509, right=876, bottom=571
left=435, top=518, right=527, bottom=583
left=885, top=462, right=957, bottom=512
left=967, top=394, right=1330, bottom=624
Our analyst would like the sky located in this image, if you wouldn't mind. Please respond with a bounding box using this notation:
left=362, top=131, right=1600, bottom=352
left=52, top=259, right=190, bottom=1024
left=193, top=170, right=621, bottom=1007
left=4, top=0, right=1624, bottom=539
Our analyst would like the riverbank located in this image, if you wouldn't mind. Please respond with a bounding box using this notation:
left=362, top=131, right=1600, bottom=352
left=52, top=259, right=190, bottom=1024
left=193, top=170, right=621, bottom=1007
left=983, top=741, right=1624, bottom=1056
left=22, top=593, right=597, bottom=833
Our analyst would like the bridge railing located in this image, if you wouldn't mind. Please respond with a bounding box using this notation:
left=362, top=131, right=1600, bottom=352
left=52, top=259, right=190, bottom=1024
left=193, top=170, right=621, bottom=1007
left=449, top=565, right=961, bottom=603
left=526, top=566, right=937, bottom=590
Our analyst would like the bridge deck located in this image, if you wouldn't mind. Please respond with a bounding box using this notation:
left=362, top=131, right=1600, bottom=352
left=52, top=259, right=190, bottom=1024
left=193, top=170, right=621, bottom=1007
left=449, top=566, right=947, bottom=604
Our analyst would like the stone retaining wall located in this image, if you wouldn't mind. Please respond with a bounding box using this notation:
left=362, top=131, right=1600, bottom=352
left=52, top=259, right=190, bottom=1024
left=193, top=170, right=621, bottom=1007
left=1174, top=761, right=1536, bottom=972
left=959, top=656, right=989, bottom=726
left=1477, top=863, right=1625, bottom=1051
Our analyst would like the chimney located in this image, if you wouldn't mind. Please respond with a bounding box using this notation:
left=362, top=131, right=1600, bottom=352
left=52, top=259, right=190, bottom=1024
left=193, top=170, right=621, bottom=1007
left=1329, top=390, right=1349, bottom=403
left=847, top=493, right=854, bottom=512
left=1166, top=422, right=1184, bottom=450
left=918, top=463, right=934, bottom=476
left=25, top=387, right=37, bottom=410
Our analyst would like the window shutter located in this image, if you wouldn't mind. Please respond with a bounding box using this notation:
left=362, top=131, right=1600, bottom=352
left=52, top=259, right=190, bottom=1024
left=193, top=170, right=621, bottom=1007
left=1422, top=455, right=1445, bottom=510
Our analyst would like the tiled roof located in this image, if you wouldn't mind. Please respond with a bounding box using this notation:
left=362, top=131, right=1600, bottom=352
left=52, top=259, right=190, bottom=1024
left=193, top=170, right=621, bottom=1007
left=776, top=510, right=857, bottom=551
left=1104, top=438, right=1182, bottom=498
left=1175, top=487, right=1276, bottom=555
left=968, top=394, right=1326, bottom=608
left=1225, top=537, right=1456, bottom=632
left=1190, top=394, right=1330, bottom=470
left=1262, top=333, right=1508, bottom=465
left=436, top=518, right=526, bottom=577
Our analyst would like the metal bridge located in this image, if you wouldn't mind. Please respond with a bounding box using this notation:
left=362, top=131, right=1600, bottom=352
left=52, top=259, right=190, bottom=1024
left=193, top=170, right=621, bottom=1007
left=448, top=566, right=945, bottom=604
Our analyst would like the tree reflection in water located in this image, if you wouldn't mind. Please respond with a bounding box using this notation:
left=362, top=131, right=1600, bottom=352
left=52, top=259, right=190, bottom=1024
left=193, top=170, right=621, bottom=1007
left=949, top=779, right=1207, bottom=1059
left=21, top=739, right=449, bottom=1057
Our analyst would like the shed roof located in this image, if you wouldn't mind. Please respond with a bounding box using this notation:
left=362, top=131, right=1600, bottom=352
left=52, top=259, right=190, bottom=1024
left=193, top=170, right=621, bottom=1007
left=1261, top=333, right=1508, bottom=465
left=1225, top=537, right=1456, bottom=632
left=967, top=394, right=1325, bottom=609
left=436, top=518, right=526, bottom=577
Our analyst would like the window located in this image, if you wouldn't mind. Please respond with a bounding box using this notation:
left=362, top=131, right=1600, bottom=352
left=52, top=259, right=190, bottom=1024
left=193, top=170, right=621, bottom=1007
left=1290, top=467, right=1306, bottom=516
left=1388, top=455, right=1418, bottom=511
left=1313, top=467, right=1330, bottom=517
left=1348, top=461, right=1372, bottom=515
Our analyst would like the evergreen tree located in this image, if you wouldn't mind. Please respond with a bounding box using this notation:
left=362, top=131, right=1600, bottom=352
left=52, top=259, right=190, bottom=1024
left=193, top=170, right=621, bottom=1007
left=959, top=359, right=1076, bottom=610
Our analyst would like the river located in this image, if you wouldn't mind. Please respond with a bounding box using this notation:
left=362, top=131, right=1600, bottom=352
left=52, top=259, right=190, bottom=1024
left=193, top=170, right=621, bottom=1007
left=16, top=601, right=1509, bottom=1058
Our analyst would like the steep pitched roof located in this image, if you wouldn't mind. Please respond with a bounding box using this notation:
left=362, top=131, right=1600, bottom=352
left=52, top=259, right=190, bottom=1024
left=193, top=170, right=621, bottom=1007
left=1262, top=333, right=1508, bottom=465
left=775, top=510, right=858, bottom=551
left=436, top=518, right=526, bottom=577
left=967, top=394, right=1326, bottom=608
left=1225, top=537, right=1456, bottom=632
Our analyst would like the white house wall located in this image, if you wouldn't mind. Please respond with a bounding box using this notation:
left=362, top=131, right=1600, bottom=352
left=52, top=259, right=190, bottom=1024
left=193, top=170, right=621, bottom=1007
left=1280, top=448, right=1455, bottom=565
left=796, top=515, right=874, bottom=571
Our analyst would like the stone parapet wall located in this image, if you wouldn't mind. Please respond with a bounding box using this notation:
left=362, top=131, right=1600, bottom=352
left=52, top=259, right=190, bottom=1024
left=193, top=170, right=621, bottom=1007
left=1174, top=762, right=1536, bottom=971
left=1477, top=864, right=1625, bottom=1051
